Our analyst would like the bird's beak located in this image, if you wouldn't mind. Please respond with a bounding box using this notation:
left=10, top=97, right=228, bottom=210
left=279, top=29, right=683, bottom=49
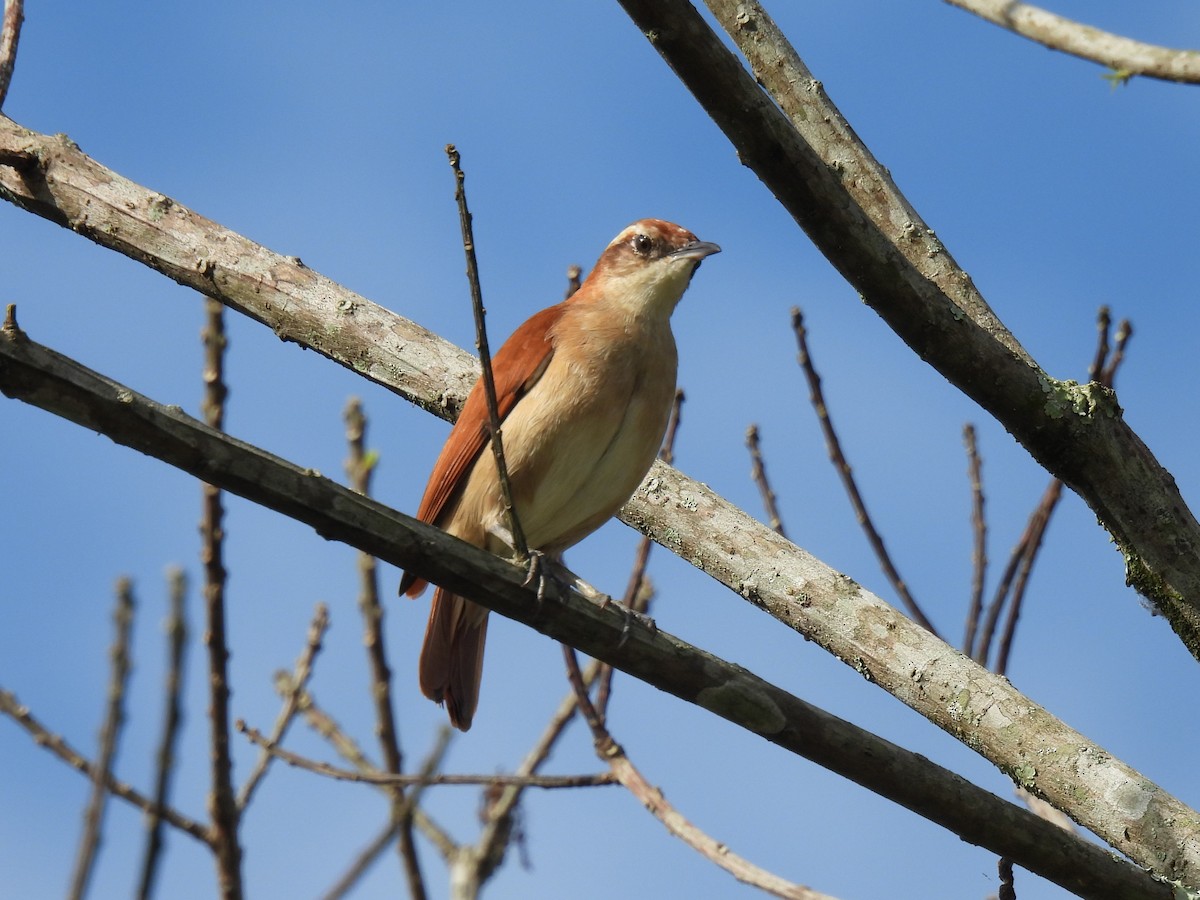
left=670, top=240, right=722, bottom=262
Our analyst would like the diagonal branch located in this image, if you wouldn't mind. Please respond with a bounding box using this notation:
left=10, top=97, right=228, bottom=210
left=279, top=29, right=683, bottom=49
left=0, top=315, right=1181, bottom=898
left=942, top=0, right=1200, bottom=85
left=137, top=566, right=189, bottom=900
left=562, top=646, right=828, bottom=900
left=1, top=109, right=1196, bottom=660
left=613, top=0, right=1200, bottom=661
left=0, top=0, right=23, bottom=110
left=0, top=688, right=211, bottom=844
left=68, top=577, right=136, bottom=900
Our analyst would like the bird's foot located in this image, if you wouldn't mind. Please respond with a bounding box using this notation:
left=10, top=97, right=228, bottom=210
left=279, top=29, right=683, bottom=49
left=516, top=551, right=655, bottom=646
left=521, top=551, right=600, bottom=605
left=603, top=600, right=657, bottom=648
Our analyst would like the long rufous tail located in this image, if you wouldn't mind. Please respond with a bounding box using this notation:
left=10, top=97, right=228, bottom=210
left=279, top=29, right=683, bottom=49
left=418, top=587, right=489, bottom=731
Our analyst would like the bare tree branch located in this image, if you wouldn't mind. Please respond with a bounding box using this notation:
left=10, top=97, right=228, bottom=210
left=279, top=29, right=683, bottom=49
left=0, top=688, right=211, bottom=844
left=343, top=397, right=426, bottom=898
left=447, top=143, right=527, bottom=561
left=745, top=423, right=787, bottom=538
left=137, top=566, right=189, bottom=900
left=237, top=603, right=330, bottom=809
left=943, top=0, right=1200, bottom=85
left=199, top=297, right=243, bottom=899
left=68, top=577, right=135, bottom=900
left=562, top=646, right=829, bottom=900
left=0, top=319, right=1176, bottom=899
left=238, top=723, right=613, bottom=788
left=0, top=0, right=23, bottom=110
left=611, top=0, right=1200, bottom=658
left=961, top=425, right=987, bottom=655
left=792, top=307, right=937, bottom=635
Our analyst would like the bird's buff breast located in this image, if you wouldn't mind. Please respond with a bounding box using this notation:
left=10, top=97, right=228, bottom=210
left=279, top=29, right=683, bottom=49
left=455, top=320, right=677, bottom=554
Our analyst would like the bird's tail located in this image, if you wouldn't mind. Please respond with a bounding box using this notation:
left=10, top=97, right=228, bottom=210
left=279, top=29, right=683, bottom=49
left=418, top=587, right=489, bottom=731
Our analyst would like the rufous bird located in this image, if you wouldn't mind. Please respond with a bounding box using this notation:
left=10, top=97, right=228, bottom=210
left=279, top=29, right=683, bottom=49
left=399, top=218, right=720, bottom=730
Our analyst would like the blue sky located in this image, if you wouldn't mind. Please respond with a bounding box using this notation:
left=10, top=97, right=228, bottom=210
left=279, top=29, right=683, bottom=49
left=2, top=3, right=1199, bottom=898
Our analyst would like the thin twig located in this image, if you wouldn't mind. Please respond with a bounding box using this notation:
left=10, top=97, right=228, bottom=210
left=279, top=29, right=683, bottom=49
left=237, top=721, right=610, bottom=788
left=0, top=689, right=210, bottom=843
left=791, top=307, right=938, bottom=635
left=995, top=480, right=1061, bottom=676
left=1089, top=306, right=1111, bottom=383
left=1100, top=319, right=1133, bottom=388
left=237, top=603, right=330, bottom=809
left=0, top=0, right=24, bottom=110
left=320, top=822, right=398, bottom=900
left=975, top=308, right=1133, bottom=668
left=137, top=567, right=189, bottom=900
left=344, top=396, right=425, bottom=899
left=473, top=656, right=607, bottom=882
left=446, top=143, right=526, bottom=560
left=961, top=425, right=987, bottom=654
left=562, top=647, right=829, bottom=900
left=200, top=296, right=243, bottom=898
left=275, top=676, right=376, bottom=771
left=565, top=264, right=583, bottom=299
left=68, top=577, right=136, bottom=900
left=746, top=423, right=787, bottom=537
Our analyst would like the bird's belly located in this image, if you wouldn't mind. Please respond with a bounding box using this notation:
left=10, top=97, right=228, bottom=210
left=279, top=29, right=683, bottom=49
left=462, top=351, right=674, bottom=555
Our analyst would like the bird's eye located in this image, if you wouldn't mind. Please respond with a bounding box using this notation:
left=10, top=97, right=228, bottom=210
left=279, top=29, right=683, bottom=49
left=632, top=233, right=653, bottom=256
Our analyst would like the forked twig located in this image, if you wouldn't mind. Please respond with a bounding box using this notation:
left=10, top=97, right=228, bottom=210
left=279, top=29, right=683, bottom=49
left=237, top=603, right=330, bottom=809
left=319, top=728, right=454, bottom=900
left=791, top=307, right=938, bottom=635
left=562, top=647, right=830, bottom=900
left=972, top=308, right=1133, bottom=669
left=238, top=722, right=611, bottom=788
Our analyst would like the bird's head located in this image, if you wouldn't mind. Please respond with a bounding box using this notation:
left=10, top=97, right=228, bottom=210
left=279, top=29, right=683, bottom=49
left=582, top=218, right=721, bottom=319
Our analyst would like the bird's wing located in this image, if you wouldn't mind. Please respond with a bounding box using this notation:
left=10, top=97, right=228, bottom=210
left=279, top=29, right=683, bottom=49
left=400, top=303, right=562, bottom=597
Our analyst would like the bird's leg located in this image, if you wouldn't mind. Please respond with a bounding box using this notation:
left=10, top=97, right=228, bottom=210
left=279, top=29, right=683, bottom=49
left=485, top=523, right=654, bottom=643
left=487, top=522, right=557, bottom=604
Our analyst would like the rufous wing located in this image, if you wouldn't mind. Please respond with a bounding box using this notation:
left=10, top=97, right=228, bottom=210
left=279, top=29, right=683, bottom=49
left=399, top=302, right=564, bottom=597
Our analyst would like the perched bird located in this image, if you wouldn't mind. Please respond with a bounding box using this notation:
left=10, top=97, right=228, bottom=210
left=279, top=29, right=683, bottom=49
left=399, top=219, right=720, bottom=730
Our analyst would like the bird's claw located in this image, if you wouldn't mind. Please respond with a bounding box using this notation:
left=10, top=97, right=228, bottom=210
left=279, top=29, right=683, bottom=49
left=616, top=604, right=657, bottom=648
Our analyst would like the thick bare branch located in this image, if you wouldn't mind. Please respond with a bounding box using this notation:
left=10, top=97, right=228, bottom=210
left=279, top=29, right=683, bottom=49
left=943, top=0, right=1200, bottom=84
left=0, top=0, right=23, bottom=110
left=0, top=322, right=1177, bottom=899
left=612, top=0, right=1200, bottom=661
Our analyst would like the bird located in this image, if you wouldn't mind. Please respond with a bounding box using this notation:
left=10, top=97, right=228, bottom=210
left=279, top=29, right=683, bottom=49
left=399, top=218, right=720, bottom=730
